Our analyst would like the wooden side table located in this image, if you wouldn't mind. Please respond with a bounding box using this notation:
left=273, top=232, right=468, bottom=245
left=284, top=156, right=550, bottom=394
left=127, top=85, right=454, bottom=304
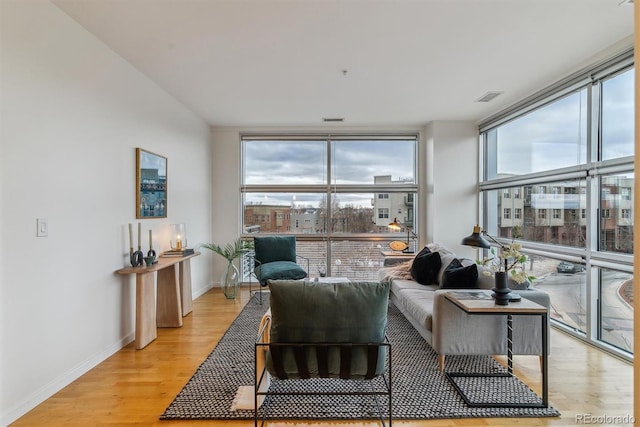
left=444, top=290, right=549, bottom=408
left=115, top=252, right=200, bottom=349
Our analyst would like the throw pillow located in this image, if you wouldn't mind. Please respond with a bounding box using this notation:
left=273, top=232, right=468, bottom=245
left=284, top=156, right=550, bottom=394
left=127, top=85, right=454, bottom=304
left=411, top=247, right=442, bottom=285
left=440, top=258, right=479, bottom=289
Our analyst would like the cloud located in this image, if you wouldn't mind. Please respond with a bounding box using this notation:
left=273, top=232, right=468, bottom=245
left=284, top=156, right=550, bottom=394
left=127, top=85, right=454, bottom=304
left=495, top=68, right=633, bottom=175
left=244, top=139, right=415, bottom=186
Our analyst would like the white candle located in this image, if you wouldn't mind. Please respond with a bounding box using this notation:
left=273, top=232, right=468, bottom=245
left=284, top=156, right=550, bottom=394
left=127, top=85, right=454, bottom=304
left=138, top=223, right=141, bottom=249
left=128, top=224, right=133, bottom=249
left=149, top=229, right=153, bottom=249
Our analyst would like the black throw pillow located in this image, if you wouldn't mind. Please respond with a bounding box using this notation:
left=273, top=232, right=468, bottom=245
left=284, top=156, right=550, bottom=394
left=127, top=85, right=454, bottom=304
left=411, top=247, right=442, bottom=285
left=440, top=258, right=479, bottom=289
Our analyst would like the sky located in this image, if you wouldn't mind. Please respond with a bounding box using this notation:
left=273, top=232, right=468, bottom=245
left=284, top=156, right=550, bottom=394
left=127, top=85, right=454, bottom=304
left=139, top=149, right=167, bottom=176
left=495, top=67, right=634, bottom=176
left=243, top=139, right=416, bottom=207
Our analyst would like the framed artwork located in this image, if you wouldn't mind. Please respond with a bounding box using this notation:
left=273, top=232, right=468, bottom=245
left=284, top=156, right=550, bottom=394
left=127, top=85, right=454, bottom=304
left=136, top=148, right=167, bottom=219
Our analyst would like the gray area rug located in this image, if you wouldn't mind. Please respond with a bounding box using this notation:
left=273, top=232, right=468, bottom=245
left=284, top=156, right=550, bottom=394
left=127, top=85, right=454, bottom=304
left=160, top=294, right=560, bottom=420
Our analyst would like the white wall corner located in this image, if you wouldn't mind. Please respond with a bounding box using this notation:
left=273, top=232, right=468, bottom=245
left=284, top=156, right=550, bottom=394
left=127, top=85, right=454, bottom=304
left=424, top=121, right=479, bottom=255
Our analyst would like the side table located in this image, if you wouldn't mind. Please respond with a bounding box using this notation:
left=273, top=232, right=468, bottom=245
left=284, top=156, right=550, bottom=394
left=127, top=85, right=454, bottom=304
left=115, top=252, right=200, bottom=349
left=443, top=290, right=548, bottom=408
left=380, top=250, right=415, bottom=266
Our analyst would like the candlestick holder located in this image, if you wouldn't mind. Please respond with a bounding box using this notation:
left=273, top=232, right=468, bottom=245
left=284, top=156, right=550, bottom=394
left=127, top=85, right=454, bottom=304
left=130, top=249, right=143, bottom=267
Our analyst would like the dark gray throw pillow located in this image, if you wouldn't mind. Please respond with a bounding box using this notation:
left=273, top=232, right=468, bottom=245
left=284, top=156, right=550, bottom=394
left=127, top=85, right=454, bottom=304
left=411, top=247, right=442, bottom=285
left=440, top=258, right=478, bottom=289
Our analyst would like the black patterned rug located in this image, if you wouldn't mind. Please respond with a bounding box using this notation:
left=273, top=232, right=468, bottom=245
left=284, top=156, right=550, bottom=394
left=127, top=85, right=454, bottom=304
left=160, top=294, right=560, bottom=420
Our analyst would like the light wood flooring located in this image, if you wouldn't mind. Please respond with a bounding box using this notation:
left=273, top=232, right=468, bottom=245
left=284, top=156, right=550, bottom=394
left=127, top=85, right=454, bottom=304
left=12, top=288, right=633, bottom=427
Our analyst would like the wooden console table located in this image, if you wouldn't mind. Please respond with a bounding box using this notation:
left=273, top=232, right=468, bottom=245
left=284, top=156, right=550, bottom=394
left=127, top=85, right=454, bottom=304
left=115, top=252, right=200, bottom=349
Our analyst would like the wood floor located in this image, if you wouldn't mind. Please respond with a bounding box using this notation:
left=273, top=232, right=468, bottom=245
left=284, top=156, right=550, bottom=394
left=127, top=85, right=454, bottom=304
left=12, top=287, right=633, bottom=427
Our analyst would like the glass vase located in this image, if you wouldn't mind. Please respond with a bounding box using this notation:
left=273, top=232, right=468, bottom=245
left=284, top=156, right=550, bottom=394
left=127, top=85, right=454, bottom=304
left=222, top=260, right=239, bottom=299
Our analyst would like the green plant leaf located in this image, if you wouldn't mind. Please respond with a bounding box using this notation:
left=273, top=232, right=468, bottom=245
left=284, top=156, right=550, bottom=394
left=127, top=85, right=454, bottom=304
left=202, top=238, right=253, bottom=261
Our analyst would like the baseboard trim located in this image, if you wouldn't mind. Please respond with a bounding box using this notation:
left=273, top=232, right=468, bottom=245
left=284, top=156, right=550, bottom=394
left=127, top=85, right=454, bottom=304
left=1, top=333, right=134, bottom=426
left=192, top=282, right=213, bottom=299
left=4, top=283, right=215, bottom=425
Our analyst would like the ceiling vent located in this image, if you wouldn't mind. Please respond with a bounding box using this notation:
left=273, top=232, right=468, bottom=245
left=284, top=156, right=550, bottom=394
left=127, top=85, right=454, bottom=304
left=476, top=91, right=503, bottom=103
left=322, top=117, right=345, bottom=122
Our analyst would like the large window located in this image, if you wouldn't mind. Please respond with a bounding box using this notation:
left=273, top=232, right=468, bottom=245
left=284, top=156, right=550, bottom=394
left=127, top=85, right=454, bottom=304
left=485, top=89, right=587, bottom=180
left=241, top=135, right=418, bottom=279
left=479, top=51, right=634, bottom=360
left=601, top=68, right=634, bottom=160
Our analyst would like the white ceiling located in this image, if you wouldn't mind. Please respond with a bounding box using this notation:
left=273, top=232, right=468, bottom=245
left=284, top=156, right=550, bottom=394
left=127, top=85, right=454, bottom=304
left=52, top=0, right=634, bottom=128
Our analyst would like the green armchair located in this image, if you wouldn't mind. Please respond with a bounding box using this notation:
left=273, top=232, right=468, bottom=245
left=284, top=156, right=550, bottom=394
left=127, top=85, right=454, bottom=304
left=255, top=280, right=392, bottom=426
left=249, top=236, right=309, bottom=303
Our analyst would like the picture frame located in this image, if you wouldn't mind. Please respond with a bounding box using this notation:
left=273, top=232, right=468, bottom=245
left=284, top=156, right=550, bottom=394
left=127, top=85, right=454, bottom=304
left=136, top=148, right=167, bottom=219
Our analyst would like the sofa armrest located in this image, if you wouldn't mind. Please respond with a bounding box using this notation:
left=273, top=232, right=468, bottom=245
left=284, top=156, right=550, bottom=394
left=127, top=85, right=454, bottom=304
left=517, top=288, right=550, bottom=308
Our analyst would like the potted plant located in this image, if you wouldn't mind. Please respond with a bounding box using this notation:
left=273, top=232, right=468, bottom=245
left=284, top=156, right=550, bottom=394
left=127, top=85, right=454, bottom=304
left=202, top=238, right=253, bottom=299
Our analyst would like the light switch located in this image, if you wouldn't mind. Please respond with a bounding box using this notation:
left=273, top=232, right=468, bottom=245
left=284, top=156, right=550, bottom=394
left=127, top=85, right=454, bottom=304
left=37, top=218, right=48, bottom=237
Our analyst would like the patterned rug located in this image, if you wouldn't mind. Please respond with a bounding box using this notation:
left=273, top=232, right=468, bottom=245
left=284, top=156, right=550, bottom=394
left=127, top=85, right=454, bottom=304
left=160, top=294, right=560, bottom=420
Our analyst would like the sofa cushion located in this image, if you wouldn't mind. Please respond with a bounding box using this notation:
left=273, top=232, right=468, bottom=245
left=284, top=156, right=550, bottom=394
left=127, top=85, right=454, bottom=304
left=254, top=235, right=297, bottom=264
left=411, top=247, right=441, bottom=285
left=392, top=287, right=436, bottom=332
left=269, top=280, right=389, bottom=343
left=267, top=280, right=390, bottom=378
left=257, top=261, right=307, bottom=283
left=440, top=258, right=478, bottom=289
left=391, top=278, right=439, bottom=294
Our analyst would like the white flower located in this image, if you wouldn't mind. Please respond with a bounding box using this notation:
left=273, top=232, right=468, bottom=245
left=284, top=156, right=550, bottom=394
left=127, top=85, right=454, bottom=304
left=476, top=239, right=534, bottom=284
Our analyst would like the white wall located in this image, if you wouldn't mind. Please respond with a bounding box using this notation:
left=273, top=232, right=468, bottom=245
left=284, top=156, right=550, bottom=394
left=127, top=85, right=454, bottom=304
left=0, top=1, right=213, bottom=424
left=424, top=121, right=480, bottom=259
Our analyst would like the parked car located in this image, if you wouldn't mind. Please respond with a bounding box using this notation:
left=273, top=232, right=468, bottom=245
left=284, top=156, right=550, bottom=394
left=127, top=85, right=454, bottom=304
left=556, top=261, right=585, bottom=274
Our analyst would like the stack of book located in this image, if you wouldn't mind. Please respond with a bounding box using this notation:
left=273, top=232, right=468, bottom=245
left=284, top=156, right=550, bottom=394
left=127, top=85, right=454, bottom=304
left=162, top=248, right=195, bottom=257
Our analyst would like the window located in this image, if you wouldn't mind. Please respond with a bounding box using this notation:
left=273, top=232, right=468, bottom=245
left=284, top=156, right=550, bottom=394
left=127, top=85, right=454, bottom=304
left=504, top=208, right=511, bottom=219
left=503, top=189, right=510, bottom=198
left=600, top=173, right=634, bottom=254
left=241, top=135, right=418, bottom=279
left=598, top=266, right=633, bottom=353
left=479, top=52, right=634, bottom=360
left=484, top=89, right=587, bottom=180
left=602, top=68, right=634, bottom=160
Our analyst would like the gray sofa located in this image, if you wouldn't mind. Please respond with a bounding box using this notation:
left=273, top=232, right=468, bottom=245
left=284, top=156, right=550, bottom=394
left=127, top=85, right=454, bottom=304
left=379, top=243, right=550, bottom=370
